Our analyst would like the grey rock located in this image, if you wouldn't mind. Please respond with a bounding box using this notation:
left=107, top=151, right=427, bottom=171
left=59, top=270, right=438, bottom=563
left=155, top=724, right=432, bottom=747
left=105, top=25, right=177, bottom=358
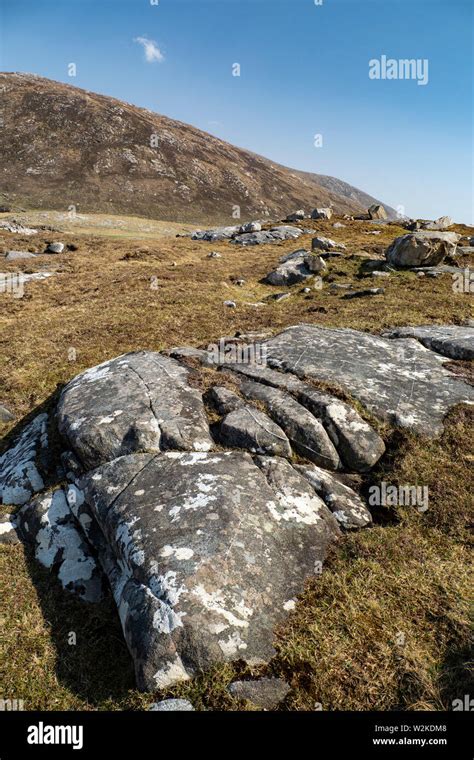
left=228, top=677, right=290, bottom=709
left=332, top=222, right=346, bottom=229
left=149, top=699, right=195, bottom=712
left=208, top=386, right=244, bottom=415
left=192, top=226, right=239, bottom=242
left=57, top=352, right=213, bottom=470
left=0, top=514, right=21, bottom=545
left=220, top=406, right=292, bottom=457
left=231, top=226, right=304, bottom=247
left=45, top=242, right=65, bottom=254
left=221, top=363, right=385, bottom=472
left=239, top=221, right=262, bottom=233
left=224, top=300, right=236, bottom=308
left=386, top=231, right=460, bottom=268
left=311, top=237, right=346, bottom=252
left=370, top=271, right=390, bottom=278
left=0, top=405, right=14, bottom=422
left=368, top=204, right=387, bottom=220
left=5, top=250, right=37, bottom=261
left=16, top=489, right=104, bottom=602
left=0, top=413, right=48, bottom=505
left=382, top=325, right=474, bottom=361
left=311, top=208, right=333, bottom=220
left=285, top=210, right=306, bottom=222
left=263, top=250, right=314, bottom=286
left=421, top=216, right=453, bottom=231
left=269, top=292, right=291, bottom=302
left=262, top=324, right=474, bottom=436
left=75, top=449, right=340, bottom=690
left=207, top=251, right=221, bottom=258
left=296, top=465, right=371, bottom=529
left=342, top=288, right=385, bottom=299
left=240, top=381, right=341, bottom=470
left=305, top=253, right=326, bottom=273
left=455, top=247, right=474, bottom=256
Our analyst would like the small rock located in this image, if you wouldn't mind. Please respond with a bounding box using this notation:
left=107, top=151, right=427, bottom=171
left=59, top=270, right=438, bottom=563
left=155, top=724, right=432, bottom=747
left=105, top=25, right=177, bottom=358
left=5, top=250, right=37, bottom=261
left=268, top=292, right=291, bottom=302
left=0, top=405, right=14, bottom=422
left=370, top=271, right=390, bottom=278
left=304, top=253, right=326, bottom=273
left=45, top=242, right=65, bottom=254
left=228, top=677, right=290, bottom=709
left=421, top=216, right=453, bottom=231
left=302, top=287, right=311, bottom=293
left=285, top=210, right=306, bottom=222
left=239, top=221, right=262, bottom=233
left=342, top=288, right=384, bottom=299
left=207, top=251, right=221, bottom=258
left=234, top=279, right=246, bottom=287
left=332, top=222, right=346, bottom=229
left=312, top=237, right=346, bottom=252
left=224, top=300, right=236, bottom=308
left=148, top=699, right=195, bottom=712
left=311, top=208, right=333, bottom=220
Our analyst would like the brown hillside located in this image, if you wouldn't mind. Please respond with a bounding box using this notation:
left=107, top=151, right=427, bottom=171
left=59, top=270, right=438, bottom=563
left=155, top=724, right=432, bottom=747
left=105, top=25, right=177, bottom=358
left=0, top=73, right=394, bottom=224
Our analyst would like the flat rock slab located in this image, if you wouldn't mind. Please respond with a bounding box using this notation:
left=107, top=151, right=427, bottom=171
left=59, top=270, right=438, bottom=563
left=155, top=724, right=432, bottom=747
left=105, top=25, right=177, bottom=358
left=262, top=325, right=474, bottom=436
left=57, top=352, right=213, bottom=470
left=5, top=250, right=38, bottom=261
left=228, top=677, right=290, bottom=709
left=231, top=226, right=304, bottom=246
left=75, top=450, right=339, bottom=690
left=382, top=325, right=474, bottom=360
left=149, top=699, right=195, bottom=711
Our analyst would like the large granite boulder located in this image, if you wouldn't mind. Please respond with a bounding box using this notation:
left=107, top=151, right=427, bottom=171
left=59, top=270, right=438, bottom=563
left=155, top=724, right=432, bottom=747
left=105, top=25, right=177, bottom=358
left=57, top=352, right=213, bottom=470
left=385, top=231, right=460, bottom=268
left=368, top=204, right=387, bottom=220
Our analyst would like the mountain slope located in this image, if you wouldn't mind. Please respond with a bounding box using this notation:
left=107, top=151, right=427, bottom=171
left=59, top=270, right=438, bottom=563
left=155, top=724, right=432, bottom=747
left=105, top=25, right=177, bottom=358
left=0, top=73, right=394, bottom=223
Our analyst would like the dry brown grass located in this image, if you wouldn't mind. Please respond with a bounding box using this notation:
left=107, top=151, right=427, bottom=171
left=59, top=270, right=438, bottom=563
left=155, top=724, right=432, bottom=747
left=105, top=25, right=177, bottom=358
left=0, top=212, right=473, bottom=710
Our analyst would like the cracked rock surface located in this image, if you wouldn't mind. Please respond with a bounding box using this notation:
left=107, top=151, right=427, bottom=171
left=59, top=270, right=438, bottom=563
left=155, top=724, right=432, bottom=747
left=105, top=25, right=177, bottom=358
left=1, top=323, right=472, bottom=691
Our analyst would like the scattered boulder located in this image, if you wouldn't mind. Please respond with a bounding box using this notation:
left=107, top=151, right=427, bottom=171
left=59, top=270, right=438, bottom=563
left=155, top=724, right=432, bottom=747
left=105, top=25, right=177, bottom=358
left=239, top=221, right=262, bottom=233
left=224, top=300, right=236, bottom=308
left=232, top=226, right=304, bottom=246
left=333, top=222, right=346, bottom=229
left=207, top=251, right=221, bottom=258
left=228, top=677, right=290, bottom=709
left=5, top=250, right=37, bottom=261
left=385, top=231, right=459, bottom=268
left=421, top=216, right=453, bottom=231
left=368, top=204, right=387, bottom=220
left=45, top=242, right=65, bottom=254
left=342, top=288, right=385, bottom=299
left=263, top=249, right=314, bottom=286
left=192, top=226, right=239, bottom=242
left=305, top=253, right=326, bottom=273
left=311, top=237, right=346, bottom=252
left=0, top=220, right=38, bottom=235
left=311, top=208, right=332, bottom=220
left=220, top=406, right=292, bottom=457
left=285, top=210, right=306, bottom=222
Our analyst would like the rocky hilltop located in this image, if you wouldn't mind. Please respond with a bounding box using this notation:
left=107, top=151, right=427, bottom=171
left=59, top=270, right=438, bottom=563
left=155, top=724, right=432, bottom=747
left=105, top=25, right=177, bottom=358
left=0, top=73, right=395, bottom=224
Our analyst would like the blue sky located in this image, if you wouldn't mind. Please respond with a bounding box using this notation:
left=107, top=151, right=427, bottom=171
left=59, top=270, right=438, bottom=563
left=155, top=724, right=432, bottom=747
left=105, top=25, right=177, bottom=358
left=1, top=0, right=472, bottom=221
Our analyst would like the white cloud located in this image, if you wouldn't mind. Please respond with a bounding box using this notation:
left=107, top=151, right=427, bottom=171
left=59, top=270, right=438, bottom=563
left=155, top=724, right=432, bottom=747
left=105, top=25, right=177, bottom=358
left=134, top=36, right=164, bottom=63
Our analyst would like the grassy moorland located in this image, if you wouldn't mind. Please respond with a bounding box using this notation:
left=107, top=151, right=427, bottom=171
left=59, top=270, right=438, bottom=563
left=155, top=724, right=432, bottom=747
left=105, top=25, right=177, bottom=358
left=0, top=211, right=472, bottom=710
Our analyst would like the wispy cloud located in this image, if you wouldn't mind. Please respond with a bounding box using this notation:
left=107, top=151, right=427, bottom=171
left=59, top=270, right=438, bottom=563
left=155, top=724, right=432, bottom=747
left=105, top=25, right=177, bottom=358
left=133, top=36, right=164, bottom=63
